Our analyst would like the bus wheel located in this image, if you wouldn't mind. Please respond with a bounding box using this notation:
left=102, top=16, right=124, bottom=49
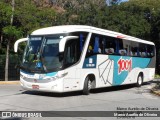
left=136, top=74, right=143, bottom=87
left=83, top=76, right=92, bottom=95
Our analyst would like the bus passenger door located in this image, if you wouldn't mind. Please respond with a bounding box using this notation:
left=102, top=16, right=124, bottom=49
left=63, top=39, right=80, bottom=91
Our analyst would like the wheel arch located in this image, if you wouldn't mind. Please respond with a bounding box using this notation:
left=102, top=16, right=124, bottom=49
left=136, top=71, right=144, bottom=87
left=87, top=74, right=96, bottom=88
left=80, top=72, right=96, bottom=90
left=138, top=72, right=144, bottom=79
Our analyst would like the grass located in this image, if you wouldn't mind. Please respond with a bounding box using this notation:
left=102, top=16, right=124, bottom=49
left=155, top=74, right=160, bottom=79
left=151, top=75, right=160, bottom=96
left=154, top=82, right=160, bottom=89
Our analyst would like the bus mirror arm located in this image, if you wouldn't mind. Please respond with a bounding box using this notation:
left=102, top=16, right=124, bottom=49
left=59, top=52, right=64, bottom=62
left=59, top=36, right=79, bottom=52
left=14, top=38, right=28, bottom=52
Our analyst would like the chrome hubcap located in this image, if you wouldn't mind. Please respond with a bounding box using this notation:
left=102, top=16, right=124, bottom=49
left=138, top=76, right=142, bottom=85
left=88, top=80, right=92, bottom=90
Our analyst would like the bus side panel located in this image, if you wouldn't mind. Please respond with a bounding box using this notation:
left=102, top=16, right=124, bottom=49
left=81, top=54, right=154, bottom=90
left=122, top=67, right=155, bottom=85
left=79, top=69, right=98, bottom=90
left=82, top=55, right=114, bottom=89
left=142, top=68, right=155, bottom=82
left=96, top=55, right=114, bottom=87
left=63, top=67, right=80, bottom=92
left=122, top=68, right=143, bottom=84
left=109, top=55, right=152, bottom=85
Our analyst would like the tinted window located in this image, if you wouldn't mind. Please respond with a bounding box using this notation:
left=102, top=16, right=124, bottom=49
left=86, top=33, right=155, bottom=58
left=63, top=32, right=88, bottom=68
left=130, top=42, right=155, bottom=58
left=87, top=33, right=124, bottom=57
left=147, top=45, right=155, bottom=57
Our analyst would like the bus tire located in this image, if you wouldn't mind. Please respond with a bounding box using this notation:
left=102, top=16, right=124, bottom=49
left=83, top=76, right=92, bottom=95
left=136, top=73, right=143, bottom=87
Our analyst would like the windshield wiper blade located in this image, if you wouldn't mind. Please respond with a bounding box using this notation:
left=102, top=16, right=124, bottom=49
left=38, top=37, right=48, bottom=72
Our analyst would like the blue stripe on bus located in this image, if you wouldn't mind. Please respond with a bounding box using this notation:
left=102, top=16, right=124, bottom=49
left=109, top=55, right=151, bottom=85
left=46, top=72, right=57, bottom=77
left=83, top=55, right=97, bottom=68
left=83, top=55, right=151, bottom=85
left=20, top=70, right=57, bottom=77
left=20, top=70, right=34, bottom=75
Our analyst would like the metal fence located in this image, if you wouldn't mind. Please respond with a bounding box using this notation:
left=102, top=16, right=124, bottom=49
left=0, top=55, right=21, bottom=81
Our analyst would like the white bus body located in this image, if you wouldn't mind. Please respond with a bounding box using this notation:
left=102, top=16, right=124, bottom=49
left=15, top=25, right=155, bottom=94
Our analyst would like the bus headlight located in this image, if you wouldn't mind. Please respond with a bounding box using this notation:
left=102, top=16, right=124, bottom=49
left=45, top=72, right=68, bottom=81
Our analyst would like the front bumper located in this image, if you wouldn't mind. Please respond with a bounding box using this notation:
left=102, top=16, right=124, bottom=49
left=20, top=78, right=64, bottom=93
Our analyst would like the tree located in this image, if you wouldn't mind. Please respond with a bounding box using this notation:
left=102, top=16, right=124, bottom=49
left=15, top=0, right=56, bottom=35
left=0, top=1, right=11, bottom=52
left=1, top=0, right=16, bottom=81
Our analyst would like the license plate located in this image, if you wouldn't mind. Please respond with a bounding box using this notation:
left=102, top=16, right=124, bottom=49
left=32, top=85, right=39, bottom=89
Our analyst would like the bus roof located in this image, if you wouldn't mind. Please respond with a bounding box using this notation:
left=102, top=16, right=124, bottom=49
left=31, top=25, right=154, bottom=45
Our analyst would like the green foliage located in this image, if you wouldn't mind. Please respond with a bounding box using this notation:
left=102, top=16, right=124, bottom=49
left=0, top=0, right=160, bottom=70
left=3, top=26, right=22, bottom=38
left=155, top=74, right=160, bottom=79
left=0, top=55, right=6, bottom=66
left=17, top=41, right=26, bottom=55
left=14, top=0, right=56, bottom=35
left=0, top=1, right=12, bottom=28
left=0, top=48, right=6, bottom=54
left=0, top=0, right=56, bottom=54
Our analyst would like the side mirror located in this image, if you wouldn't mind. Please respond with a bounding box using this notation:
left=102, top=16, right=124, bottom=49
left=14, top=38, right=28, bottom=52
left=59, top=36, right=79, bottom=52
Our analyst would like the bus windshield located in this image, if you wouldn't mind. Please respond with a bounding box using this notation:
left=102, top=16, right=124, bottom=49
left=22, top=34, right=66, bottom=73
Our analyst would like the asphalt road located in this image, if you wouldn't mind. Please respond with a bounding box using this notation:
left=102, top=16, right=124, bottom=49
left=0, top=80, right=160, bottom=120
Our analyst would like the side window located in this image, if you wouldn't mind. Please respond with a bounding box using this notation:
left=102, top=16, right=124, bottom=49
left=64, top=32, right=88, bottom=68
left=87, top=33, right=101, bottom=57
left=70, top=32, right=88, bottom=52
left=116, top=39, right=124, bottom=55
left=139, top=43, right=147, bottom=57
left=64, top=39, right=78, bottom=68
left=130, top=42, right=139, bottom=57
left=104, top=37, right=123, bottom=55
left=131, top=43, right=155, bottom=58
left=131, top=47, right=138, bottom=57
left=87, top=33, right=106, bottom=57
left=104, top=37, right=116, bottom=55
left=122, top=40, right=131, bottom=56
left=147, top=45, right=155, bottom=57
left=87, top=34, right=125, bottom=56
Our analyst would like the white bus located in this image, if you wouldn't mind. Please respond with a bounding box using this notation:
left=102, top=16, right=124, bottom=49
left=14, top=25, right=155, bottom=95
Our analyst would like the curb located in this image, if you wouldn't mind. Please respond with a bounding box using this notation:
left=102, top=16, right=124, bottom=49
left=0, top=81, right=20, bottom=85
left=151, top=89, right=160, bottom=96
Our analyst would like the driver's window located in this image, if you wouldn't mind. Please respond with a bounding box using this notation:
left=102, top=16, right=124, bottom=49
left=64, top=39, right=78, bottom=68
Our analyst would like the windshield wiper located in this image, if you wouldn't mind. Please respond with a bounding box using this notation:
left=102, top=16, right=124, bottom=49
left=37, top=37, right=48, bottom=72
